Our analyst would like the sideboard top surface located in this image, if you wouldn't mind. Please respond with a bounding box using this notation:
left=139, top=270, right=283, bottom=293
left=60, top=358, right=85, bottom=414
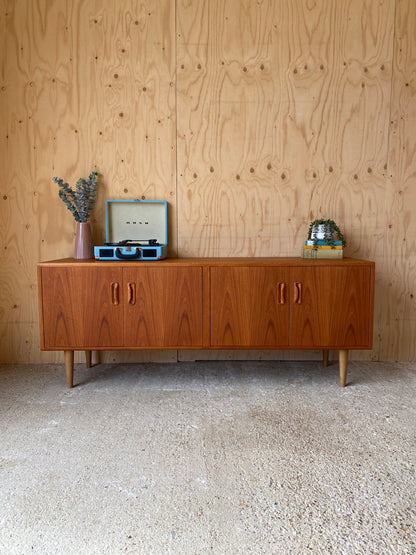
left=38, top=257, right=375, bottom=268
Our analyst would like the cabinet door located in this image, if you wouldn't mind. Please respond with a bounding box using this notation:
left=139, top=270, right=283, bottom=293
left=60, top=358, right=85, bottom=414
left=289, top=266, right=372, bottom=348
left=40, top=267, right=123, bottom=348
left=210, top=266, right=289, bottom=347
left=123, top=267, right=203, bottom=347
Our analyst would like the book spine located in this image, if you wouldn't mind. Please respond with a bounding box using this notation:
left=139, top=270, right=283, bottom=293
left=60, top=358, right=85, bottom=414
left=303, top=245, right=343, bottom=250
left=302, top=248, right=344, bottom=259
left=305, top=240, right=342, bottom=246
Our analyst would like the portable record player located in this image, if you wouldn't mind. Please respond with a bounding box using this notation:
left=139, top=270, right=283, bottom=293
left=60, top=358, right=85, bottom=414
left=94, top=199, right=168, bottom=261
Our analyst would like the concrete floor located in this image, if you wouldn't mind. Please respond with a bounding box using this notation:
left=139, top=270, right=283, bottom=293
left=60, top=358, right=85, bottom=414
left=0, top=360, right=415, bottom=554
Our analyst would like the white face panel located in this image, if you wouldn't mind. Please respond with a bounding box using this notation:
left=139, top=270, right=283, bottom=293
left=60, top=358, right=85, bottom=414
left=106, top=201, right=167, bottom=244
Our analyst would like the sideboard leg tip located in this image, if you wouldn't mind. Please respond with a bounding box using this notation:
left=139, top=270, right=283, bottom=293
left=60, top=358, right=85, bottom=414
left=85, top=350, right=92, bottom=368
left=64, top=350, right=74, bottom=389
left=339, top=349, right=348, bottom=388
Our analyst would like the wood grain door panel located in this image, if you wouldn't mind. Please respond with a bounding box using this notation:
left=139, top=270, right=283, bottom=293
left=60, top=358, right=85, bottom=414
left=41, top=267, right=123, bottom=348
left=210, top=266, right=289, bottom=347
left=289, top=266, right=372, bottom=348
left=123, top=267, right=203, bottom=347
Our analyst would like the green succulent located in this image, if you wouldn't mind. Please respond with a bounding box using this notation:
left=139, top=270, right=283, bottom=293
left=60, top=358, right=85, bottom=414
left=307, top=218, right=346, bottom=249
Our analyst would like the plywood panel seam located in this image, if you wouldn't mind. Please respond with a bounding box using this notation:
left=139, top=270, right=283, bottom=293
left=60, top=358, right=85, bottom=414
left=174, top=0, right=179, bottom=257
left=385, top=0, right=398, bottom=181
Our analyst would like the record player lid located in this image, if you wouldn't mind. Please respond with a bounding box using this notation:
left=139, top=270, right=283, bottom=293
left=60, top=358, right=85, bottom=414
left=105, top=199, right=167, bottom=246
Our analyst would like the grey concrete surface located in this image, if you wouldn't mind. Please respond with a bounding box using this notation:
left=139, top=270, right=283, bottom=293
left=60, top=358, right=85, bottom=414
left=0, top=360, right=415, bottom=554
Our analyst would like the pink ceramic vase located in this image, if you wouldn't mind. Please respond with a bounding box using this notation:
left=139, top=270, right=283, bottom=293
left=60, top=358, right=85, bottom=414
left=74, top=222, right=94, bottom=259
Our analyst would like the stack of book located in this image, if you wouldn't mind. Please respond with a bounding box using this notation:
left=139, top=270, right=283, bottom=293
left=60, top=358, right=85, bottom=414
left=302, top=240, right=343, bottom=259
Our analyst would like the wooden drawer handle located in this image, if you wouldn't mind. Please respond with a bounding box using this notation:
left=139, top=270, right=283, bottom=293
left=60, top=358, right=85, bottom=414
left=293, top=282, right=302, bottom=304
left=127, top=282, right=136, bottom=305
left=111, top=282, right=119, bottom=305
left=278, top=282, right=286, bottom=304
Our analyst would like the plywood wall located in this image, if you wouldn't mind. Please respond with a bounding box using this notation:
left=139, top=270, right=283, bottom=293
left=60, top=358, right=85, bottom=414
left=1, top=0, right=415, bottom=363
left=381, top=0, right=416, bottom=361
left=0, top=0, right=176, bottom=363
left=177, top=0, right=392, bottom=258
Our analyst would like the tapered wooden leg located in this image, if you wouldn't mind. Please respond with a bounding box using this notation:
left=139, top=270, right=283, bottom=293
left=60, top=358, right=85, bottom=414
left=64, top=350, right=74, bottom=388
left=85, top=350, right=92, bottom=368
left=323, top=350, right=329, bottom=367
left=339, top=349, right=348, bottom=387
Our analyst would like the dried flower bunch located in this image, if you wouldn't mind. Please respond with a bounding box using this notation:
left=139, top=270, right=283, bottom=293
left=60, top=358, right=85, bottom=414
left=53, top=171, right=98, bottom=223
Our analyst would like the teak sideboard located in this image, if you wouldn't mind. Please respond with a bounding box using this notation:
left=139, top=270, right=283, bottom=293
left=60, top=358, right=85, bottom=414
left=37, top=257, right=375, bottom=388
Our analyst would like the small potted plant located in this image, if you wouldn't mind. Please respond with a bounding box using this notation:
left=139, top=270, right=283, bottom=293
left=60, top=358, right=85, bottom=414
left=53, top=171, right=98, bottom=259
left=307, top=218, right=346, bottom=249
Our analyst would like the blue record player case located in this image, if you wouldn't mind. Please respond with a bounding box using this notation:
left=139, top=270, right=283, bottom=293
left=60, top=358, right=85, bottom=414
left=94, top=199, right=168, bottom=261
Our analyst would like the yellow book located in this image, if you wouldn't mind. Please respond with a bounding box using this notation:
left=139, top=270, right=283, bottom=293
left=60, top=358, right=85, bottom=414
left=302, top=248, right=344, bottom=259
